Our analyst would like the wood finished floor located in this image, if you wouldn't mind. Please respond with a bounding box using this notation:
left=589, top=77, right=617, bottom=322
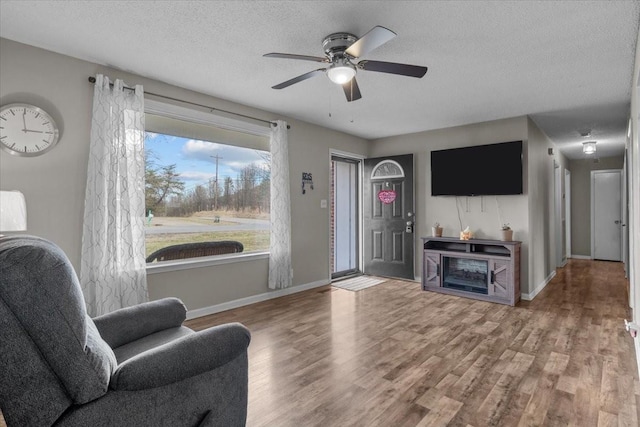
left=186, top=259, right=640, bottom=427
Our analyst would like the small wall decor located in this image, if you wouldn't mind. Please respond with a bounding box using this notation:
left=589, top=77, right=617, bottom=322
left=378, top=189, right=397, bottom=204
left=0, top=103, right=60, bottom=157
left=302, top=172, right=314, bottom=194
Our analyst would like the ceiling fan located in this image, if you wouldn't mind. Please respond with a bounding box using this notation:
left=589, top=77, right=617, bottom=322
left=264, top=25, right=428, bottom=102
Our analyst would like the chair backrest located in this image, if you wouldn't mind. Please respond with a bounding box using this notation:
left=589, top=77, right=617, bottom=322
left=146, top=240, right=244, bottom=262
left=0, top=235, right=117, bottom=426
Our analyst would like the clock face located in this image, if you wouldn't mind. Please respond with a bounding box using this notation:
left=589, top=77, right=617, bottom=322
left=0, top=103, right=60, bottom=157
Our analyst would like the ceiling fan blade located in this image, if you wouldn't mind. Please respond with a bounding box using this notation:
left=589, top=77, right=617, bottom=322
left=272, top=69, right=326, bottom=89
left=342, top=78, right=362, bottom=102
left=264, top=53, right=329, bottom=63
left=345, top=25, right=396, bottom=58
left=358, top=60, right=428, bottom=78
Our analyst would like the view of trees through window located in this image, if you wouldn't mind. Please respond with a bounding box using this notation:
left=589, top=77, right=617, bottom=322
left=144, top=131, right=270, bottom=261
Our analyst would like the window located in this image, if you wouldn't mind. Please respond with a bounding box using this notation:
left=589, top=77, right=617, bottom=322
left=144, top=100, right=271, bottom=265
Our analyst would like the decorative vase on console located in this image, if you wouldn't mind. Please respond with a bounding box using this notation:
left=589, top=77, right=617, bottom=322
left=432, top=222, right=443, bottom=237
left=501, top=224, right=513, bottom=241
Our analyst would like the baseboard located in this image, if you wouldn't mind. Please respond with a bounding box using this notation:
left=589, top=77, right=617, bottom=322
left=569, top=254, right=592, bottom=260
left=186, top=279, right=329, bottom=320
left=521, top=270, right=556, bottom=301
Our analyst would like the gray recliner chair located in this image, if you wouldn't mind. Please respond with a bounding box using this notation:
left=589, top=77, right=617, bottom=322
left=0, top=235, right=251, bottom=427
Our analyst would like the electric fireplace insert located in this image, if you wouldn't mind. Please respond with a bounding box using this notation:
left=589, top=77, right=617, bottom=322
left=441, top=256, right=488, bottom=295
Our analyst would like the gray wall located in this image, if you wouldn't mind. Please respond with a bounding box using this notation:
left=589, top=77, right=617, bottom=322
left=368, top=117, right=570, bottom=296
left=368, top=117, right=537, bottom=292
left=526, top=117, right=569, bottom=294
left=568, top=156, right=624, bottom=257
left=0, top=38, right=370, bottom=311
left=629, top=26, right=640, bottom=338
left=0, top=36, right=582, bottom=310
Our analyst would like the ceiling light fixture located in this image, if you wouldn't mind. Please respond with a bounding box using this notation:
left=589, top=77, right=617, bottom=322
left=583, top=141, right=597, bottom=155
left=327, top=58, right=356, bottom=85
left=327, top=65, right=356, bottom=84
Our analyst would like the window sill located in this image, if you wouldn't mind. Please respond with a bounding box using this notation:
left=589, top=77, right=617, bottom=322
left=146, top=251, right=269, bottom=275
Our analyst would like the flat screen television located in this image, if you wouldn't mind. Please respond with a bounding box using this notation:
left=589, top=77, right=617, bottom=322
left=431, top=140, right=523, bottom=196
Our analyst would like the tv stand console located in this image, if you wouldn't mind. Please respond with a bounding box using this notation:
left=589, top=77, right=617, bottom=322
left=421, top=237, right=521, bottom=306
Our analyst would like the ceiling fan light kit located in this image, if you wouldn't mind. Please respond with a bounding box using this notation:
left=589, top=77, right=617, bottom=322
left=264, top=25, right=428, bottom=102
left=327, top=64, right=356, bottom=84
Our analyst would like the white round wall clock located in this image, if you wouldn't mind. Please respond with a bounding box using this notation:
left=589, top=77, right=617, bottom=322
left=0, top=103, right=60, bottom=157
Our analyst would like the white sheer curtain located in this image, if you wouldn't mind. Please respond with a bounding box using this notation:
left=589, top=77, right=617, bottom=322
left=80, top=74, right=148, bottom=316
left=269, top=120, right=292, bottom=289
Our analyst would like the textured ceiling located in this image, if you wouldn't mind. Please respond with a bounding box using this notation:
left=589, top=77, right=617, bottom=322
left=1, top=1, right=638, bottom=159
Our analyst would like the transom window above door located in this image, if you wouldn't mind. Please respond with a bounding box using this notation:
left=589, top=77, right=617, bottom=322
left=370, top=159, right=405, bottom=179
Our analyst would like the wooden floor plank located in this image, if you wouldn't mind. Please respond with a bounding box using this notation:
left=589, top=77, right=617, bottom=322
left=415, top=396, right=463, bottom=427
left=185, top=259, right=640, bottom=426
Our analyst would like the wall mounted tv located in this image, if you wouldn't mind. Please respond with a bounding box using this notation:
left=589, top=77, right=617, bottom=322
left=431, top=140, right=523, bottom=196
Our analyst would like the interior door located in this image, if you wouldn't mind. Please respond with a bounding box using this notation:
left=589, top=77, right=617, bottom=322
left=363, top=154, right=414, bottom=280
left=592, top=169, right=622, bottom=261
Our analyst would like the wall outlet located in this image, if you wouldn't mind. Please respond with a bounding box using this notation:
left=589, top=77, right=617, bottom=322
left=320, top=199, right=327, bottom=209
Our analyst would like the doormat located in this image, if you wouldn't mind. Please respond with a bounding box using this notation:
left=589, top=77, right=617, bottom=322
left=332, top=275, right=388, bottom=292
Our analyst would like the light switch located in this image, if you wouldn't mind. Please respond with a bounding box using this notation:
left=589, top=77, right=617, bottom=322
left=320, top=199, right=327, bottom=209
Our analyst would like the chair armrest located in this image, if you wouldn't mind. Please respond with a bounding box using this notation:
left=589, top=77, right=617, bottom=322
left=93, top=297, right=187, bottom=348
left=109, top=322, right=251, bottom=391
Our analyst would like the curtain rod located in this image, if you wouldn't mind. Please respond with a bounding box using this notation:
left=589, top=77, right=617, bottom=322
left=87, top=76, right=290, bottom=129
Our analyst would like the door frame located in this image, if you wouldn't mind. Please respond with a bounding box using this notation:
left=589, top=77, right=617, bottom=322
left=564, top=169, right=571, bottom=259
left=329, top=149, right=364, bottom=281
left=554, top=161, right=566, bottom=268
left=590, top=169, right=623, bottom=261
left=623, top=150, right=629, bottom=276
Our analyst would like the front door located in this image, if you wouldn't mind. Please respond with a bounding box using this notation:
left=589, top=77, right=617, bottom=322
left=592, top=169, right=622, bottom=261
left=363, top=154, right=414, bottom=280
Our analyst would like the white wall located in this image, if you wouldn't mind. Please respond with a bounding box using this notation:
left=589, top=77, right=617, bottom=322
left=0, top=38, right=370, bottom=312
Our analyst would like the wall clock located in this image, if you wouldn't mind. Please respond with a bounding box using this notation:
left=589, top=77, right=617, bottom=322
left=0, top=103, right=60, bottom=157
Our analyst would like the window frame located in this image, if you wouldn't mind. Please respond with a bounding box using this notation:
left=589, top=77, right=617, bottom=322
left=144, top=99, right=272, bottom=272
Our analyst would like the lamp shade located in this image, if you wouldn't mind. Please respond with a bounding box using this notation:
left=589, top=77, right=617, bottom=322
left=0, top=190, right=27, bottom=232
